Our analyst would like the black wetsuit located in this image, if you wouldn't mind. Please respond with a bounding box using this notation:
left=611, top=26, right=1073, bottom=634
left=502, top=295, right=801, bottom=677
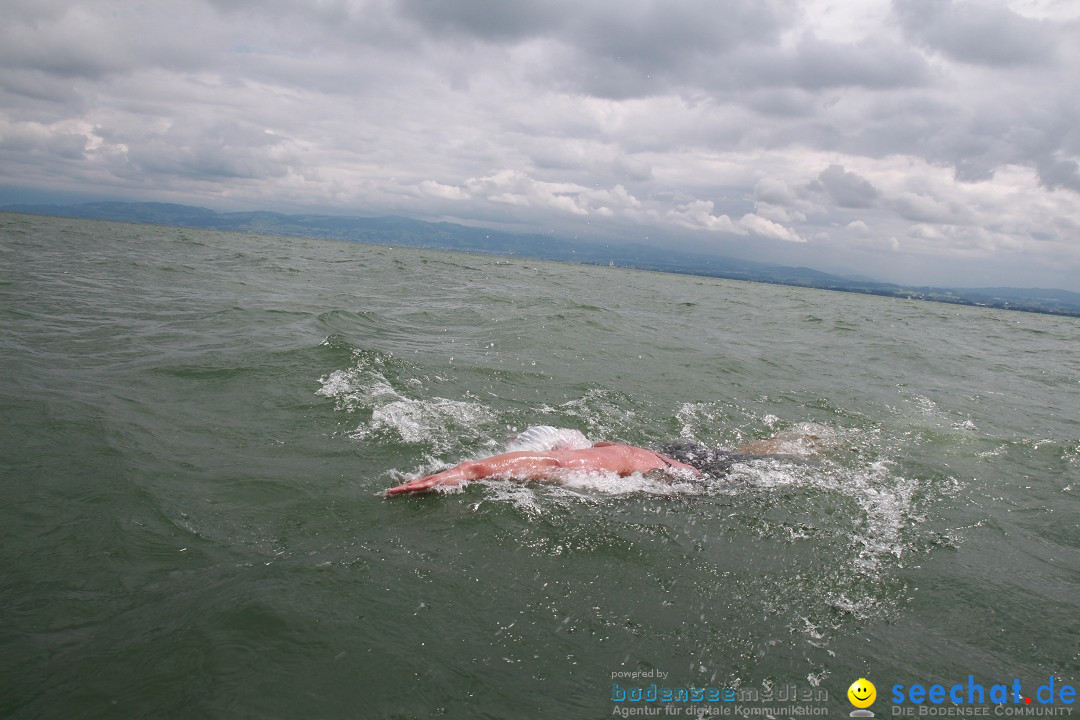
left=658, top=442, right=761, bottom=478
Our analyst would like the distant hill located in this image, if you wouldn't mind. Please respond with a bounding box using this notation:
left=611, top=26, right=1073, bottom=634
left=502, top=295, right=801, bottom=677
left=4, top=201, right=1079, bottom=317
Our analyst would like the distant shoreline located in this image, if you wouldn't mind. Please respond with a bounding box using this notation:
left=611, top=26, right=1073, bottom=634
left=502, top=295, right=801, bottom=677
left=4, top=203, right=1079, bottom=318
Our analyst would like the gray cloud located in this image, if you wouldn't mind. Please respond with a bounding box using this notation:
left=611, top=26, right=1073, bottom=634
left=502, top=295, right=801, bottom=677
left=400, top=0, right=791, bottom=60
left=739, top=35, right=930, bottom=91
left=0, top=0, right=1078, bottom=290
left=398, top=0, right=568, bottom=41
left=894, top=0, right=1057, bottom=67
left=1036, top=156, right=1080, bottom=193
left=891, top=192, right=973, bottom=225
left=123, top=120, right=293, bottom=181
left=815, top=165, right=882, bottom=208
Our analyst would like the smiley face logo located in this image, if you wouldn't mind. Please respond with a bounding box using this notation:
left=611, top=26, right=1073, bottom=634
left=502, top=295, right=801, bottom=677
left=848, top=678, right=877, bottom=709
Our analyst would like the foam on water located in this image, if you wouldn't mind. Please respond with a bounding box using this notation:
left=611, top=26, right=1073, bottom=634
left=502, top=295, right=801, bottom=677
left=320, top=347, right=932, bottom=646
left=557, top=468, right=703, bottom=496
left=540, top=387, right=641, bottom=440
left=494, top=436, right=920, bottom=584
left=317, top=347, right=494, bottom=452
left=364, top=397, right=493, bottom=445
left=503, top=425, right=593, bottom=452
left=369, top=401, right=917, bottom=579
left=463, top=419, right=920, bottom=640
left=730, top=456, right=919, bottom=574
left=438, top=433, right=926, bottom=655
left=676, top=400, right=731, bottom=443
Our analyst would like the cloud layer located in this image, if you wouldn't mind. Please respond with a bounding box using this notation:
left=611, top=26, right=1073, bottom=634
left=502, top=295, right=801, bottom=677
left=1, top=0, right=1078, bottom=289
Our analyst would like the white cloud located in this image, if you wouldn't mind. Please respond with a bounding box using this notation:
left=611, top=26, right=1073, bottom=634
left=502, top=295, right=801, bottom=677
left=417, top=180, right=469, bottom=201
left=0, top=0, right=1078, bottom=288
left=741, top=212, right=806, bottom=243
left=667, top=200, right=805, bottom=242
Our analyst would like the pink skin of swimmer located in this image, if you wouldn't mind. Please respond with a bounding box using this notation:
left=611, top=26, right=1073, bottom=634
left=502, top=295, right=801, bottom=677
left=383, top=442, right=699, bottom=497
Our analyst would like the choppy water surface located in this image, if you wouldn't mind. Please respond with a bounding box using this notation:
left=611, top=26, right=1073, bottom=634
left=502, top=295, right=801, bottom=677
left=1, top=214, right=1077, bottom=718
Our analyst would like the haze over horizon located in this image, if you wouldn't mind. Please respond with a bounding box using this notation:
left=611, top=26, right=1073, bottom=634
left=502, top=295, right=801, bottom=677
left=2, top=0, right=1079, bottom=291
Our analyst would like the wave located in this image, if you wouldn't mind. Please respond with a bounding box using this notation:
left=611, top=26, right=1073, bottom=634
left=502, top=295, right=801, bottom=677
left=316, top=345, right=495, bottom=453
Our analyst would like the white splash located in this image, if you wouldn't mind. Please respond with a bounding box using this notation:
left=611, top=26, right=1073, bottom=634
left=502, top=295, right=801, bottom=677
left=731, top=455, right=918, bottom=574
left=504, top=425, right=593, bottom=452
left=317, top=349, right=494, bottom=451
left=557, top=468, right=702, bottom=496
left=366, top=397, right=494, bottom=444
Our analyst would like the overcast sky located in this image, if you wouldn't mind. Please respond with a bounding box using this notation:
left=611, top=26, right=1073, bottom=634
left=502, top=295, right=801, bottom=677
left=2, top=0, right=1079, bottom=290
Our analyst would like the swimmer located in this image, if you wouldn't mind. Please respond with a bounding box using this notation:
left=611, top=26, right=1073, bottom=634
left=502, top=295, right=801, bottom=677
left=383, top=428, right=819, bottom=497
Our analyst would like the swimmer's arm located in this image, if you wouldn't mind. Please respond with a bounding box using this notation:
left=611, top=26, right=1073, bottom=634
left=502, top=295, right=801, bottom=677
left=383, top=463, right=479, bottom=496
left=384, top=452, right=561, bottom=496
